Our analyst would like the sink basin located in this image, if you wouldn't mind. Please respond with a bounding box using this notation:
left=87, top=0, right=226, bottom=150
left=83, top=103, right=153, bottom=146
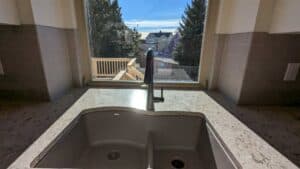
left=33, top=108, right=238, bottom=169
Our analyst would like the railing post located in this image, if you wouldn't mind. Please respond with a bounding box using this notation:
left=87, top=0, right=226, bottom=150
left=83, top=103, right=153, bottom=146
left=91, top=58, right=98, bottom=78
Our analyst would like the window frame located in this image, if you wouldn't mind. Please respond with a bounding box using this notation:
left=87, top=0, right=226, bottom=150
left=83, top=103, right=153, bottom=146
left=75, top=0, right=219, bottom=90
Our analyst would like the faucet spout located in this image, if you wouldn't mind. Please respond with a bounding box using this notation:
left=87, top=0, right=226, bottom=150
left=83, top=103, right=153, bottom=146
left=143, top=48, right=164, bottom=111
left=144, top=48, right=154, bottom=85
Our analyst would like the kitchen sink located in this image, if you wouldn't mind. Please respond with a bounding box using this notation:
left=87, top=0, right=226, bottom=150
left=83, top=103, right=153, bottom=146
left=33, top=108, right=238, bottom=169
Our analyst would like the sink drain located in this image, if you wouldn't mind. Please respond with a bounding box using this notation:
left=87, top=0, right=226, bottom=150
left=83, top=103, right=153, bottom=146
left=107, top=151, right=120, bottom=160
left=171, top=159, right=185, bottom=169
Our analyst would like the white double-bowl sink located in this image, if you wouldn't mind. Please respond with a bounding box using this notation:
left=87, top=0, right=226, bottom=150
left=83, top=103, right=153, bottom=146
left=32, top=108, right=238, bottom=169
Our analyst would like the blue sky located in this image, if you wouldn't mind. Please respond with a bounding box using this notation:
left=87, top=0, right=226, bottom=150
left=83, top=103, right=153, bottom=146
left=118, top=0, right=191, bottom=32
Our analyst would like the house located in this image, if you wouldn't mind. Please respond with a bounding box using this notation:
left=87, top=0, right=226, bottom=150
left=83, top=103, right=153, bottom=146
left=145, top=31, right=173, bottom=53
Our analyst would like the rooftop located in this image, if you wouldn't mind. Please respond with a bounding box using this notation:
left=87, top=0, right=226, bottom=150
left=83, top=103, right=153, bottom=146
left=147, top=31, right=173, bottom=38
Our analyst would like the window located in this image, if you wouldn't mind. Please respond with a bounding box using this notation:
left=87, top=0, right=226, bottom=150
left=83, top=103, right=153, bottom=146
left=86, top=0, right=208, bottom=83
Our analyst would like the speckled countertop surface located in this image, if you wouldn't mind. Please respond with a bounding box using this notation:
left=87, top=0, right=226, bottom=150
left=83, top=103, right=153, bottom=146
left=8, top=89, right=299, bottom=169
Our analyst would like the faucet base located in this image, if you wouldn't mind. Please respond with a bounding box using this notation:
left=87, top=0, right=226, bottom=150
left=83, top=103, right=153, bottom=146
left=146, top=84, right=155, bottom=111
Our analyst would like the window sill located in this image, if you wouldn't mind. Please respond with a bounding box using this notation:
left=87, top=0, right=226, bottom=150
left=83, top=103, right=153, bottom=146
left=88, top=80, right=204, bottom=90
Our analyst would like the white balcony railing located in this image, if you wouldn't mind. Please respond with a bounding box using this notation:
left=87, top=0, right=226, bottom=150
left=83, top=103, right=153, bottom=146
left=91, top=57, right=133, bottom=78
left=91, top=57, right=144, bottom=80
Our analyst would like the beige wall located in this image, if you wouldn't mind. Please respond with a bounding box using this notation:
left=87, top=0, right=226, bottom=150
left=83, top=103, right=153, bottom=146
left=31, top=0, right=77, bottom=28
left=0, top=0, right=77, bottom=28
left=216, top=0, right=300, bottom=34
left=270, top=0, right=300, bottom=33
left=0, top=0, right=20, bottom=25
left=254, top=0, right=275, bottom=32
left=217, top=33, right=252, bottom=102
left=0, top=0, right=81, bottom=100
left=16, top=0, right=34, bottom=24
left=37, top=26, right=73, bottom=100
left=215, top=0, right=300, bottom=105
left=239, top=33, right=300, bottom=105
left=216, top=0, right=260, bottom=34
left=0, top=25, right=50, bottom=100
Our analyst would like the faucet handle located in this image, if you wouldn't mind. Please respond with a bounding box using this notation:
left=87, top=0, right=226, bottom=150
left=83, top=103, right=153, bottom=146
left=153, top=87, right=164, bottom=103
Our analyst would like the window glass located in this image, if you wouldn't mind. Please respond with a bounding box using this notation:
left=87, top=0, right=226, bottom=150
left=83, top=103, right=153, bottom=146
left=86, top=0, right=208, bottom=82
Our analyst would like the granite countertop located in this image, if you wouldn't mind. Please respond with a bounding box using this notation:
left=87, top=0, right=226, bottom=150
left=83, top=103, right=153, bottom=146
left=8, top=89, right=299, bottom=169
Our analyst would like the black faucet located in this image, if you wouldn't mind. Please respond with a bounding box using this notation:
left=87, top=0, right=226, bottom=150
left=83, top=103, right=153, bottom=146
left=144, top=48, right=164, bottom=111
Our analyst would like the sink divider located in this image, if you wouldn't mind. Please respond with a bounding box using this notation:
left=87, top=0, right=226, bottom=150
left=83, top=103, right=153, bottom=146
left=146, top=132, right=154, bottom=169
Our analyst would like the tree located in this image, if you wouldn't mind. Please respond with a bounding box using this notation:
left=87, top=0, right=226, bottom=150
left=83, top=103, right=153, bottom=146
left=87, top=0, right=140, bottom=58
left=87, top=0, right=109, bottom=57
left=173, top=0, right=207, bottom=80
left=130, top=28, right=141, bottom=57
left=173, top=42, right=184, bottom=62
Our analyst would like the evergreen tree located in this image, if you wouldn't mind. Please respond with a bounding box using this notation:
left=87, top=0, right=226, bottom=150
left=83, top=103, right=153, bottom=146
left=110, top=0, right=122, bottom=22
left=173, top=42, right=184, bottom=62
left=130, top=28, right=141, bottom=57
left=87, top=0, right=110, bottom=57
left=87, top=0, right=140, bottom=58
left=174, top=0, right=207, bottom=80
